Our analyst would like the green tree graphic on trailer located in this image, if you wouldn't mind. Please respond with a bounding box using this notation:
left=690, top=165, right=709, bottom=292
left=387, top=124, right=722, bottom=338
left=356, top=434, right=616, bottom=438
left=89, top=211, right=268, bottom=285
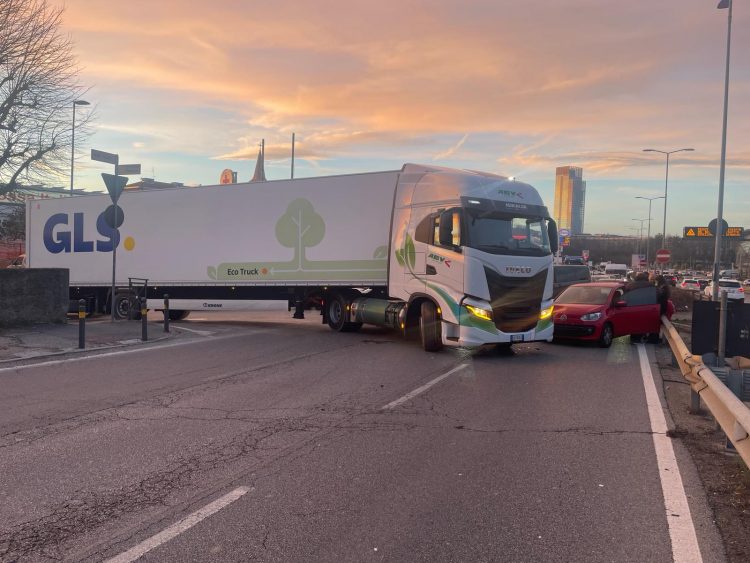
left=207, top=198, right=388, bottom=282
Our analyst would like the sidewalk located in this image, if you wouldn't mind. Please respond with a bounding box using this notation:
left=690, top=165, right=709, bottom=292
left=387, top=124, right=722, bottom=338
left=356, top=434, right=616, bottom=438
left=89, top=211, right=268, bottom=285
left=0, top=316, right=176, bottom=363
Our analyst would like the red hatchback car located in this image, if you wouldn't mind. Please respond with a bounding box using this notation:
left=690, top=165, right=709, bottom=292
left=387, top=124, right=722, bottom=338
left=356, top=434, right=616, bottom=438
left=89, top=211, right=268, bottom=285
left=553, top=282, right=667, bottom=347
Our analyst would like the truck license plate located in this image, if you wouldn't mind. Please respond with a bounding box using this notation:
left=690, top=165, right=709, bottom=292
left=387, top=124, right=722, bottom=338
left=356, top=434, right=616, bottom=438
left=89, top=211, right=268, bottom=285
left=511, top=334, right=524, bottom=342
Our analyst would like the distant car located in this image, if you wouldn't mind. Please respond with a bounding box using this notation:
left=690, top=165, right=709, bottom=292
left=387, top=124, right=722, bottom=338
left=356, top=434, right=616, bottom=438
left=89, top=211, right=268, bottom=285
left=704, top=279, right=745, bottom=301
left=744, top=279, right=750, bottom=286
left=680, top=279, right=701, bottom=292
left=553, top=265, right=592, bottom=298
left=553, top=282, right=668, bottom=348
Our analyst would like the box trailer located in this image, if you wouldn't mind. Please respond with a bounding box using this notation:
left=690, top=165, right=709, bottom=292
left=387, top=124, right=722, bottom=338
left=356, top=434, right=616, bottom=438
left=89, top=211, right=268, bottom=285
left=26, top=163, right=559, bottom=351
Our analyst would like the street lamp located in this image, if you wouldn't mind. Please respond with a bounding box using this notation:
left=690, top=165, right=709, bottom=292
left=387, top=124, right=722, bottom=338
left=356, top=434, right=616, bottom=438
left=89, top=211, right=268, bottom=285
left=631, top=218, right=647, bottom=260
left=70, top=99, right=90, bottom=194
left=713, top=0, right=733, bottom=300
left=642, top=147, right=694, bottom=247
left=636, top=196, right=665, bottom=269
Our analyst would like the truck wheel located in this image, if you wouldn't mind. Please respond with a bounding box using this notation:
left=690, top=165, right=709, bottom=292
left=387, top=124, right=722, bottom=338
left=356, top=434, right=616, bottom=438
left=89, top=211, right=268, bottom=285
left=168, top=310, right=190, bottom=321
left=420, top=301, right=443, bottom=352
left=326, top=294, right=361, bottom=332
left=113, top=295, right=132, bottom=320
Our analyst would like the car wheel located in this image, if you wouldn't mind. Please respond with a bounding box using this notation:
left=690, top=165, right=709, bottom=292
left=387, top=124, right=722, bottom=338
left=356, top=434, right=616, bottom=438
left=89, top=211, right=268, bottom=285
left=598, top=323, right=613, bottom=348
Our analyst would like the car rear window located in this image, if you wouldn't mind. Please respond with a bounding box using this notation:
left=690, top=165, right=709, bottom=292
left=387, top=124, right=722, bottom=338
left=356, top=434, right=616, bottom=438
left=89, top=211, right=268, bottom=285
left=719, top=281, right=740, bottom=288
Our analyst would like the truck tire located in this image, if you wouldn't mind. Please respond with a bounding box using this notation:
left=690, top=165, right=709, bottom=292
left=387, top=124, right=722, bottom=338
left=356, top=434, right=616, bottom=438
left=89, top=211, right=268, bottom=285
left=326, top=293, right=361, bottom=333
left=420, top=301, right=443, bottom=352
left=168, top=310, right=190, bottom=321
left=112, top=294, right=132, bottom=320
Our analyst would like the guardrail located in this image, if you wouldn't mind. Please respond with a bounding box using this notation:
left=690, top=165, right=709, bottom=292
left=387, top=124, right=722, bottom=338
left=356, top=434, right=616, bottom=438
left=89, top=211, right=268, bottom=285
left=662, top=316, right=750, bottom=467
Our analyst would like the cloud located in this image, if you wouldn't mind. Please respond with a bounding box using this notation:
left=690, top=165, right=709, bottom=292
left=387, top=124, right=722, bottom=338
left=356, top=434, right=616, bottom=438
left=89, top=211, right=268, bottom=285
left=433, top=134, right=469, bottom=161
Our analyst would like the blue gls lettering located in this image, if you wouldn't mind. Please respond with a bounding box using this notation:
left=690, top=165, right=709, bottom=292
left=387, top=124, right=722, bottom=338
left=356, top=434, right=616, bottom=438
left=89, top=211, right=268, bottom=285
left=73, top=213, right=94, bottom=252
left=43, top=213, right=71, bottom=253
left=43, top=211, right=121, bottom=253
left=95, top=212, right=119, bottom=252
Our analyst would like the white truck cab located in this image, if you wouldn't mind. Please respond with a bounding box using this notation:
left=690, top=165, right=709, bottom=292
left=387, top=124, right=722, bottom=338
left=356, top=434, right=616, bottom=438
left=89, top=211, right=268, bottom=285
left=385, top=165, right=557, bottom=349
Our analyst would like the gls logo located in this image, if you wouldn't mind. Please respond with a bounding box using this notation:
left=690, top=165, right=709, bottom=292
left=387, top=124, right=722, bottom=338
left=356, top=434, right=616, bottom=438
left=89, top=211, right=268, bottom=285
left=43, top=210, right=122, bottom=253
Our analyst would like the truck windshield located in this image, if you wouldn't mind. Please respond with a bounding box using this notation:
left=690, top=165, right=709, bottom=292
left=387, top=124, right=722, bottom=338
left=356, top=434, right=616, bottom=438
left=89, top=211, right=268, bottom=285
left=464, top=209, right=551, bottom=256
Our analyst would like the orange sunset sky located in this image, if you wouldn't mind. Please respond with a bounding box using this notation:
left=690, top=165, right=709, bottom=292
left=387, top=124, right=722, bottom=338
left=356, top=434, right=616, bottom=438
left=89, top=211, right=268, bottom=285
left=59, top=0, right=748, bottom=235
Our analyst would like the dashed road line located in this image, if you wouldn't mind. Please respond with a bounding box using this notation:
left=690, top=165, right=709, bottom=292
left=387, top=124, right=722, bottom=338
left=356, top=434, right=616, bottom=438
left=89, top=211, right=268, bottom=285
left=104, top=486, right=250, bottom=563
left=382, top=363, right=468, bottom=410
left=637, top=343, right=703, bottom=563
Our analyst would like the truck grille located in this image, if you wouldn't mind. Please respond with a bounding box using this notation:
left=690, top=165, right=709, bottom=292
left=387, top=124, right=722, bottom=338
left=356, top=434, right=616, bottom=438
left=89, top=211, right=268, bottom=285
left=484, top=267, right=548, bottom=333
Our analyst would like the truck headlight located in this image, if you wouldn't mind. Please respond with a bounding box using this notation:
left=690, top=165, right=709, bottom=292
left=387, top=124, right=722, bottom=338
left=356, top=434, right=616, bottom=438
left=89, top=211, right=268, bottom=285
left=465, top=304, right=493, bottom=321
left=580, top=312, right=602, bottom=321
left=539, top=306, right=554, bottom=320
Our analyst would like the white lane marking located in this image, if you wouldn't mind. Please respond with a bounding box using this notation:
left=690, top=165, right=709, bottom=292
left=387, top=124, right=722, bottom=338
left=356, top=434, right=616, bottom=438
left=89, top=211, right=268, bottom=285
left=172, top=325, right=215, bottom=336
left=104, top=486, right=250, bottom=563
left=0, top=332, right=252, bottom=374
left=382, top=364, right=468, bottom=410
left=637, top=344, right=703, bottom=563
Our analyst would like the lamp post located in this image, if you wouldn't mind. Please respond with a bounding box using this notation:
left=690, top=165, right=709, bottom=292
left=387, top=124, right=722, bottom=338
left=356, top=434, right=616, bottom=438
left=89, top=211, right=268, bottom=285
left=713, top=0, right=733, bottom=300
left=636, top=196, right=665, bottom=269
left=70, top=100, right=90, bottom=194
left=642, top=147, right=694, bottom=248
left=631, top=219, right=648, bottom=254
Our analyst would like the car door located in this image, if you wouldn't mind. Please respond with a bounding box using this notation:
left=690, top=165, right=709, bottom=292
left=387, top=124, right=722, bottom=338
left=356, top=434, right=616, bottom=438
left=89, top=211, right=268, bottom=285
left=617, top=286, right=660, bottom=335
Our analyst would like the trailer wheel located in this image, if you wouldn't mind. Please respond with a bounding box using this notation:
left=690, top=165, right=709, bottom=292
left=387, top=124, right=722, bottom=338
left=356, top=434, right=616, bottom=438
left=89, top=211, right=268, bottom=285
left=112, top=294, right=132, bottom=320
left=168, top=310, right=190, bottom=321
left=326, top=293, right=361, bottom=333
left=420, top=301, right=443, bottom=352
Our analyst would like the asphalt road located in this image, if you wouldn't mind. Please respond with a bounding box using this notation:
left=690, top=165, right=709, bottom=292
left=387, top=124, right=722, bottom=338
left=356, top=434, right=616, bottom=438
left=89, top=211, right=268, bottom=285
left=0, top=308, right=726, bottom=562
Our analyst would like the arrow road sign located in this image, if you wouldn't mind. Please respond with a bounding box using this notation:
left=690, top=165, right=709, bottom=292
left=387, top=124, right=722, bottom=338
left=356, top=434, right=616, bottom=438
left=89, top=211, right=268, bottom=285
left=91, top=149, right=119, bottom=165
left=102, top=173, right=128, bottom=204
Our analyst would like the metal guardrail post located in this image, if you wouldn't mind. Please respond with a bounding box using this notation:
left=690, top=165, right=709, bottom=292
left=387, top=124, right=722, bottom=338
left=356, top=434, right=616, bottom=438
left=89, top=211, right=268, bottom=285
left=78, top=299, right=86, bottom=349
left=163, top=294, right=170, bottom=333
left=141, top=297, right=148, bottom=342
left=717, top=290, right=727, bottom=367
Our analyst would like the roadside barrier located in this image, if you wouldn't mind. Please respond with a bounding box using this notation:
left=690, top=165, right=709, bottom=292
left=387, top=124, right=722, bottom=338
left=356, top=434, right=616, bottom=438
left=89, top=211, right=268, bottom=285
left=662, top=316, right=750, bottom=467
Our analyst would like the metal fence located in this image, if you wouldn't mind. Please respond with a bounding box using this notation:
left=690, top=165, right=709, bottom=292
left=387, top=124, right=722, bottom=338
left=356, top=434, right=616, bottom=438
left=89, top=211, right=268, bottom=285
left=662, top=316, right=750, bottom=467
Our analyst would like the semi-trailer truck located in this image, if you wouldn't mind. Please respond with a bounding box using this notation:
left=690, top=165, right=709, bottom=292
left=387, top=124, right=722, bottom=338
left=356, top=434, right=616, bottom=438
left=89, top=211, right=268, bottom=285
left=25, top=163, right=558, bottom=351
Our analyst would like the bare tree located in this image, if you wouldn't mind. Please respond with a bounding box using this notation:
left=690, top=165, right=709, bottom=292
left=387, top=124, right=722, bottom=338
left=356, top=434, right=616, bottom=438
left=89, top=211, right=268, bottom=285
left=0, top=0, right=93, bottom=195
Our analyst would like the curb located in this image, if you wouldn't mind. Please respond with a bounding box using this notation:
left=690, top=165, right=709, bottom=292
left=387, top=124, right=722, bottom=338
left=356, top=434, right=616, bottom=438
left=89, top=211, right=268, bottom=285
left=0, top=332, right=176, bottom=367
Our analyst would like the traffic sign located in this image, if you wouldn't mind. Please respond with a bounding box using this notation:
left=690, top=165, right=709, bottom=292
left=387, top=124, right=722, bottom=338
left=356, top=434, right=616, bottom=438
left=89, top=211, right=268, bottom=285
left=708, top=218, right=729, bottom=236
left=117, top=163, right=141, bottom=175
left=559, top=228, right=571, bottom=237
left=683, top=226, right=743, bottom=238
left=102, top=205, right=125, bottom=230
left=102, top=173, right=127, bottom=204
left=656, top=249, right=671, bottom=263
left=91, top=149, right=118, bottom=165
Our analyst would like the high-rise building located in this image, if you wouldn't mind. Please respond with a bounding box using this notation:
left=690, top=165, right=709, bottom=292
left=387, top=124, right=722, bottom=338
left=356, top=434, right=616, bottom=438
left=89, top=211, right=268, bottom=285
left=553, top=166, right=586, bottom=235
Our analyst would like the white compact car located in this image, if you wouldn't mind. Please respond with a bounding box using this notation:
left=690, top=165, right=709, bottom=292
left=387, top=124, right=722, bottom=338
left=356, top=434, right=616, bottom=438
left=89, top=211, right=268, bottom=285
left=704, top=279, right=745, bottom=301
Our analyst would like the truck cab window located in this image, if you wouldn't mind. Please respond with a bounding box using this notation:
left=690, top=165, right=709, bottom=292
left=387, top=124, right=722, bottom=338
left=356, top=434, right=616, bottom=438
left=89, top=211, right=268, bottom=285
left=415, top=214, right=435, bottom=245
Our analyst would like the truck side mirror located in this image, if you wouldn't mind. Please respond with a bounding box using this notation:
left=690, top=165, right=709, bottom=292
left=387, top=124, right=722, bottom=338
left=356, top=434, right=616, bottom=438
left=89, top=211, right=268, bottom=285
left=548, top=219, right=558, bottom=253
left=439, top=210, right=459, bottom=247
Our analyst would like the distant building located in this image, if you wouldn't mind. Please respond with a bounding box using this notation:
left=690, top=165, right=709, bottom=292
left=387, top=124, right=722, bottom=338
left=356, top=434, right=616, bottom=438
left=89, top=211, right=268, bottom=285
left=553, top=166, right=586, bottom=235
left=125, top=178, right=185, bottom=190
